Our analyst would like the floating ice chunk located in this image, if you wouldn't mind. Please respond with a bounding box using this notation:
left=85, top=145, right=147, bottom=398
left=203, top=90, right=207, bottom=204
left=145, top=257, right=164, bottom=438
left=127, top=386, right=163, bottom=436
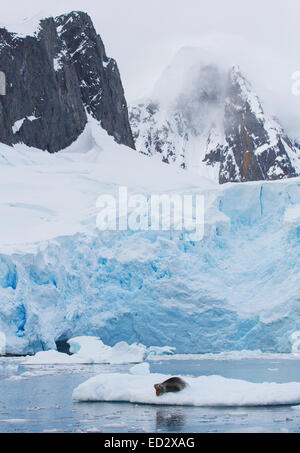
left=23, top=336, right=147, bottom=365
left=23, top=350, right=79, bottom=365
left=108, top=341, right=147, bottom=364
left=73, top=372, right=300, bottom=407
left=68, top=337, right=147, bottom=364
left=130, top=363, right=150, bottom=375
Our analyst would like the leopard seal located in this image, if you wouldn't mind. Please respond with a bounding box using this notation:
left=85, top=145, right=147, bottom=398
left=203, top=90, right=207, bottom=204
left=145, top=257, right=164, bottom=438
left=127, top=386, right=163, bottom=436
left=154, top=377, right=187, bottom=397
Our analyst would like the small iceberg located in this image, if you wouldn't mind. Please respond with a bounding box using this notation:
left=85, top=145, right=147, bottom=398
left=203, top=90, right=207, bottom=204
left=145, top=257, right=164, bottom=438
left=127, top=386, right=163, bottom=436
left=129, top=362, right=150, bottom=375
left=22, top=336, right=175, bottom=365
left=72, top=372, right=300, bottom=407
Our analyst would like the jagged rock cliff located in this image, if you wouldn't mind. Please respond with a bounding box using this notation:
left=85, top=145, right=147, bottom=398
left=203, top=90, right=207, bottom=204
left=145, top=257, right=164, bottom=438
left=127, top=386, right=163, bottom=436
left=130, top=51, right=300, bottom=184
left=0, top=11, right=134, bottom=152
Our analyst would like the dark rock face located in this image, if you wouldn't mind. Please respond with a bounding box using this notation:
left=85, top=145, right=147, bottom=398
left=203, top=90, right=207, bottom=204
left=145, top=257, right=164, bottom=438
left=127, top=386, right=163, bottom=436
left=218, top=67, right=298, bottom=183
left=130, top=65, right=300, bottom=184
left=0, top=11, right=134, bottom=153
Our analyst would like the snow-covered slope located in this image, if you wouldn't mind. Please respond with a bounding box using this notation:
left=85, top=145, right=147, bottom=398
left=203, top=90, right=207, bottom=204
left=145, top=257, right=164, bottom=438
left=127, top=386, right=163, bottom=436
left=130, top=48, right=300, bottom=184
left=0, top=116, right=210, bottom=255
left=0, top=118, right=300, bottom=355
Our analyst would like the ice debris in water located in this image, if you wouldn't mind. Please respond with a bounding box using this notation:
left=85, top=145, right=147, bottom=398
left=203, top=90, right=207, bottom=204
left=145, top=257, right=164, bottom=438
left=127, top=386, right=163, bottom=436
left=22, top=336, right=175, bottom=365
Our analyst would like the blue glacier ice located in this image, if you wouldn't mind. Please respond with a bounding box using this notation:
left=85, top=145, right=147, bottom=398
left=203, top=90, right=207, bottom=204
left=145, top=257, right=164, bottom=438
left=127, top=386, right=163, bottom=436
left=1, top=177, right=300, bottom=355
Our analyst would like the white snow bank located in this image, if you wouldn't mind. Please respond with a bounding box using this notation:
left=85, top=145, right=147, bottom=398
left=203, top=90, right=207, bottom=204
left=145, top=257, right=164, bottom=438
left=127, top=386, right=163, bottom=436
left=0, top=332, right=6, bottom=355
left=72, top=372, right=300, bottom=407
left=0, top=115, right=214, bottom=256
left=22, top=336, right=174, bottom=365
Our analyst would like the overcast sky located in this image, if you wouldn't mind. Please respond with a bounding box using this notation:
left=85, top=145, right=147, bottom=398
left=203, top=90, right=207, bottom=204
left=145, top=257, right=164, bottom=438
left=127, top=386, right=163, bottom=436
left=2, top=0, right=300, bottom=137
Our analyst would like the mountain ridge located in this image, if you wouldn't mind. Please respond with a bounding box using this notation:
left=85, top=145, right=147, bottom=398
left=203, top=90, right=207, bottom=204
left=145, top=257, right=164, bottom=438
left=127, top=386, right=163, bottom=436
left=130, top=54, right=300, bottom=184
left=0, top=11, right=134, bottom=153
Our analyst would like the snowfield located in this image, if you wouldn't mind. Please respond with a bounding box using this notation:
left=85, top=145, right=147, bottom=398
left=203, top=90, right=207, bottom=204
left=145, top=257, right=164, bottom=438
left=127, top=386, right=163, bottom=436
left=0, top=116, right=207, bottom=255
left=1, top=116, right=300, bottom=355
left=72, top=371, right=300, bottom=407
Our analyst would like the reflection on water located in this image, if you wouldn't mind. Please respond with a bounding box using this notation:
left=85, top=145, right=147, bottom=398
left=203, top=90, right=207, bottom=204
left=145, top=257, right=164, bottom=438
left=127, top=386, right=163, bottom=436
left=1, top=357, right=300, bottom=433
left=156, top=409, right=186, bottom=431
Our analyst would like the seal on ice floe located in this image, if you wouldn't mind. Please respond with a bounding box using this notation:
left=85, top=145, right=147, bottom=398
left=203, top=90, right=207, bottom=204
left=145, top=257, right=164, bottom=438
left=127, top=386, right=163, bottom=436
left=154, top=377, right=187, bottom=396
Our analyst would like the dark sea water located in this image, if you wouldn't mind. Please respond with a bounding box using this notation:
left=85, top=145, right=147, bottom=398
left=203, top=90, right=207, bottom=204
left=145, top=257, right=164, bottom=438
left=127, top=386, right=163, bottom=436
left=1, top=357, right=300, bottom=433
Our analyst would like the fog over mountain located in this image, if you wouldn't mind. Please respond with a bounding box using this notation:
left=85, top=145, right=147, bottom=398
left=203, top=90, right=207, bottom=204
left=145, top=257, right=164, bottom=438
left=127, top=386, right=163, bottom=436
left=1, top=0, right=300, bottom=140
left=130, top=47, right=300, bottom=184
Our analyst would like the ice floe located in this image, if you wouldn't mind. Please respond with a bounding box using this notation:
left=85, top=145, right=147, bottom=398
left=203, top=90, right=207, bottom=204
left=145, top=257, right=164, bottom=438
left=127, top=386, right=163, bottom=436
left=22, top=336, right=174, bottom=365
left=72, top=372, right=300, bottom=407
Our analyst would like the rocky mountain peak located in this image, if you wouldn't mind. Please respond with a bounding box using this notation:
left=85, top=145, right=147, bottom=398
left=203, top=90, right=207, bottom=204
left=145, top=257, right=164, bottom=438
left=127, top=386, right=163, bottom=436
left=0, top=11, right=134, bottom=153
left=130, top=55, right=300, bottom=184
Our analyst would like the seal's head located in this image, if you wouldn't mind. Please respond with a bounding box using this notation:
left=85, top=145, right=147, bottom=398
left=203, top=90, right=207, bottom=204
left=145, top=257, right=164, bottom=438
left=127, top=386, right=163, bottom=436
left=154, top=383, right=164, bottom=396
left=154, top=377, right=187, bottom=397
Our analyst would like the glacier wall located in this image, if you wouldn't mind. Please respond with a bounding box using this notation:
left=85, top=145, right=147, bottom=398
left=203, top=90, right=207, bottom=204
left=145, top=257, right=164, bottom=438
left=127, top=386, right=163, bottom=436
left=1, top=178, right=300, bottom=355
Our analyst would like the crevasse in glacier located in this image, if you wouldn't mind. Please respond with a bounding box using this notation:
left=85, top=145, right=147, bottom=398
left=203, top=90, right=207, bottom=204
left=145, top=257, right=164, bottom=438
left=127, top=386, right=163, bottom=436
left=1, top=161, right=300, bottom=354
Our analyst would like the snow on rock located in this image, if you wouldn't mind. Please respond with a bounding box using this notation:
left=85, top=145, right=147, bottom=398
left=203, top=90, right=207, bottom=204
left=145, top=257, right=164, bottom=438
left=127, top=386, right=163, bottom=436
left=72, top=372, right=300, bottom=407
left=12, top=119, right=25, bottom=134
left=12, top=116, right=39, bottom=134
left=130, top=47, right=300, bottom=184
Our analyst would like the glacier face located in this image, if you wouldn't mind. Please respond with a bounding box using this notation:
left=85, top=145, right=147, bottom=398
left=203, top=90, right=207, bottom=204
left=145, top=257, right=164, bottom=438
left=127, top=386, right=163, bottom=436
left=1, top=167, right=300, bottom=354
